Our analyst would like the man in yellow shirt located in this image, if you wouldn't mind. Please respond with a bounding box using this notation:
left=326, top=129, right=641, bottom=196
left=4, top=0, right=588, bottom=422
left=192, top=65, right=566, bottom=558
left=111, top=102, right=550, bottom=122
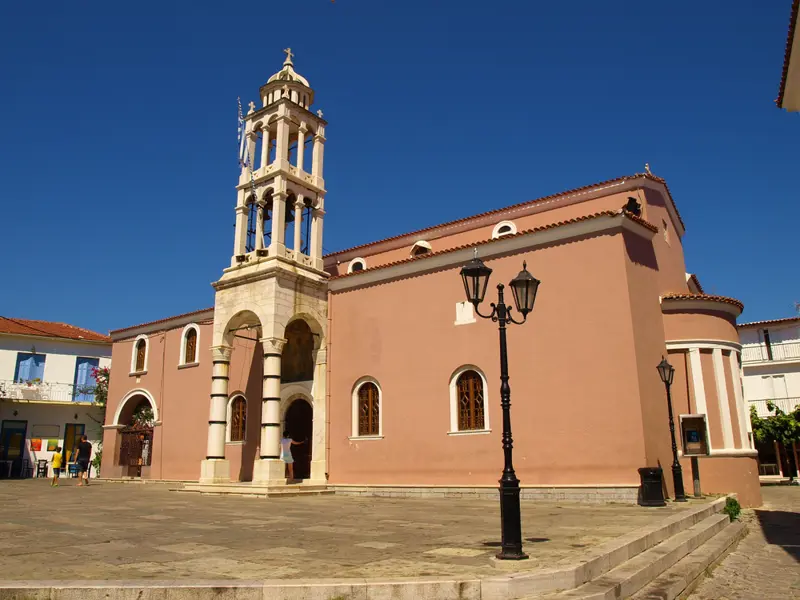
left=51, top=447, right=62, bottom=487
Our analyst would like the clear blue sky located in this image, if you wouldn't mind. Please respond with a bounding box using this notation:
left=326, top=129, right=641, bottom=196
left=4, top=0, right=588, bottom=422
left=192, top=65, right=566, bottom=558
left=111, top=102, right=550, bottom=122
left=0, top=0, right=797, bottom=334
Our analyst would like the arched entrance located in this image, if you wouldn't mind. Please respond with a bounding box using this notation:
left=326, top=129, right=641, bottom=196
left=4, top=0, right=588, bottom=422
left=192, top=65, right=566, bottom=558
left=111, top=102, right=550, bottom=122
left=284, top=398, right=313, bottom=480
left=115, top=393, right=156, bottom=477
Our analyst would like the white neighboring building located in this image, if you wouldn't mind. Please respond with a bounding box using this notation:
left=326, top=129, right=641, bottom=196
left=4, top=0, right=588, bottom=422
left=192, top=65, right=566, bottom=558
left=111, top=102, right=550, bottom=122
left=0, top=317, right=111, bottom=478
left=738, top=315, right=800, bottom=476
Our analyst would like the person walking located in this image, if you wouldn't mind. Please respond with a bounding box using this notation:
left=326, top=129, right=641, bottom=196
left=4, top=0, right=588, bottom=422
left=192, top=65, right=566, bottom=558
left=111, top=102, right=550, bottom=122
left=281, top=431, right=305, bottom=483
left=75, top=435, right=92, bottom=487
left=50, top=446, right=63, bottom=487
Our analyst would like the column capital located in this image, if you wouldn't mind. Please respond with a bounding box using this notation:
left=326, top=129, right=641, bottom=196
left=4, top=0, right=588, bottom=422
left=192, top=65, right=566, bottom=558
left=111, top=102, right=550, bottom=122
left=298, top=122, right=309, bottom=133
left=260, top=337, right=287, bottom=354
left=272, top=190, right=288, bottom=201
left=314, top=132, right=326, bottom=142
left=211, top=345, right=233, bottom=362
left=313, top=208, right=326, bottom=216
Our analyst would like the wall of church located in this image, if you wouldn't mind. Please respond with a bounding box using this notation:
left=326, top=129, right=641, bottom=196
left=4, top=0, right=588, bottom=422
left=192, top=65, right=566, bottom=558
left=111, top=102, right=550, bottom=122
left=327, top=229, right=654, bottom=488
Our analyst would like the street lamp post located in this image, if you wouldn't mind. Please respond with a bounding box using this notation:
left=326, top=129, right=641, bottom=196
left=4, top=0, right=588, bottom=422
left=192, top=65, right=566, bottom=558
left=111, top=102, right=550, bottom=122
left=656, top=357, right=687, bottom=502
left=460, top=250, right=540, bottom=560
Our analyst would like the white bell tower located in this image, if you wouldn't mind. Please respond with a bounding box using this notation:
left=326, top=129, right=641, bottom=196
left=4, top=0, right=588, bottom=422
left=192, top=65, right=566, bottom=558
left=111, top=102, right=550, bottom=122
left=200, top=50, right=329, bottom=486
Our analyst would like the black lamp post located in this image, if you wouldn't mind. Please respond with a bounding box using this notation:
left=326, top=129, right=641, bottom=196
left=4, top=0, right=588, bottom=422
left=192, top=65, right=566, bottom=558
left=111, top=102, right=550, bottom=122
left=657, top=356, right=687, bottom=502
left=460, top=250, right=540, bottom=560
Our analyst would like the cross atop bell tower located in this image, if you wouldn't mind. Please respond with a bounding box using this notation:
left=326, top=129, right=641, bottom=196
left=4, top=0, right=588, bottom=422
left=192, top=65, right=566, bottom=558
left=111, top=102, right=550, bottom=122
left=229, top=49, right=327, bottom=274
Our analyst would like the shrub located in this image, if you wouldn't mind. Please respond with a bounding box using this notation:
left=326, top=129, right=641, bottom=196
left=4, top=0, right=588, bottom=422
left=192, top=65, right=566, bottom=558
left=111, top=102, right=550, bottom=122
left=723, top=497, right=741, bottom=522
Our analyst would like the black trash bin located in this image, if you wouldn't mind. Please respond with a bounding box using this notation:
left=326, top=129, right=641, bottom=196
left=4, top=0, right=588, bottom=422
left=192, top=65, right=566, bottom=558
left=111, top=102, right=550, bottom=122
left=638, top=467, right=666, bottom=507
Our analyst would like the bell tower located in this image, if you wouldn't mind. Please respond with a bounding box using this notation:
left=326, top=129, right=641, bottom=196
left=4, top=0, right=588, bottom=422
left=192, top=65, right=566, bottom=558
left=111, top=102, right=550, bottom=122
left=200, top=50, right=329, bottom=485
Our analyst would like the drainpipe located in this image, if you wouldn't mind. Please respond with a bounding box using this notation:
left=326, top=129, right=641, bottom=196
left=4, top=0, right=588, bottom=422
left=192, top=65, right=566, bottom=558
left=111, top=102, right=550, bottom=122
left=326, top=288, right=332, bottom=481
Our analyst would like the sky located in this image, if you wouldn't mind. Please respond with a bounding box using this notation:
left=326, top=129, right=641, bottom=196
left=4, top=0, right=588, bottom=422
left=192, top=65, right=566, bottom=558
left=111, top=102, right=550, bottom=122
left=0, top=0, right=797, bottom=334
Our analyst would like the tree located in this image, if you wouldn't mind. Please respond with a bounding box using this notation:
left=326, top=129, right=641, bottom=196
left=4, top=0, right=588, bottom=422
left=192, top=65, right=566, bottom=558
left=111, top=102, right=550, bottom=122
left=750, top=403, right=800, bottom=482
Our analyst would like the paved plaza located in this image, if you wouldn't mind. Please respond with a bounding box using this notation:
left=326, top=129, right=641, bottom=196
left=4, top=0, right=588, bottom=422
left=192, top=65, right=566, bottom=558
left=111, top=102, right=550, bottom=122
left=0, top=479, right=691, bottom=582
left=688, top=485, right=800, bottom=600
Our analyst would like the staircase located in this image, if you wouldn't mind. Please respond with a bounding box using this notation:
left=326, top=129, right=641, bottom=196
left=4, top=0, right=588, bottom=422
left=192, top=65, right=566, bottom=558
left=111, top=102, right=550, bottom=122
left=176, top=481, right=333, bottom=498
left=514, top=497, right=745, bottom=600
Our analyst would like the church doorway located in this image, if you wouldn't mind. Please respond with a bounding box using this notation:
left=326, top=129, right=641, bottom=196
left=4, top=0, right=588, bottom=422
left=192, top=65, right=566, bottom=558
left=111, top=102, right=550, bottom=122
left=284, top=399, right=312, bottom=480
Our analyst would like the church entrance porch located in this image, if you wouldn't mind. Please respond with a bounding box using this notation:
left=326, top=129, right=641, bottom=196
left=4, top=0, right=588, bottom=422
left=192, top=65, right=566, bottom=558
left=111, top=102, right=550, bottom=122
left=284, top=398, right=312, bottom=480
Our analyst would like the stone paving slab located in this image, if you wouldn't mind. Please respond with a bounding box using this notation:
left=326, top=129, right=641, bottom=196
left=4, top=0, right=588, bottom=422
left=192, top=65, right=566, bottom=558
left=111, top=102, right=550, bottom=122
left=688, top=486, right=800, bottom=600
left=0, top=479, right=699, bottom=582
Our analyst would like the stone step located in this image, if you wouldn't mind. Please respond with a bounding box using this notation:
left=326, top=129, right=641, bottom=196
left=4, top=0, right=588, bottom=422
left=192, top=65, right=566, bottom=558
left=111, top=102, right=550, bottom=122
left=527, top=513, right=732, bottom=600
left=175, top=483, right=333, bottom=498
left=631, top=521, right=746, bottom=600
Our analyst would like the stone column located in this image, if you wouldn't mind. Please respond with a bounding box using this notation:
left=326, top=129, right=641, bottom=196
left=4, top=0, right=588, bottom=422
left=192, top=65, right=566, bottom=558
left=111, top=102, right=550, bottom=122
left=311, top=132, right=325, bottom=179
left=309, top=343, right=327, bottom=482
left=253, top=337, right=287, bottom=484
left=712, top=348, right=735, bottom=449
left=260, top=129, right=270, bottom=169
left=275, top=117, right=290, bottom=169
left=728, top=350, right=748, bottom=448
left=293, top=195, right=304, bottom=254
left=246, top=132, right=257, bottom=175
left=270, top=190, right=287, bottom=255
left=233, top=195, right=248, bottom=258
left=255, top=201, right=265, bottom=251
left=296, top=125, right=307, bottom=172
left=199, top=345, right=232, bottom=483
left=310, top=207, right=325, bottom=265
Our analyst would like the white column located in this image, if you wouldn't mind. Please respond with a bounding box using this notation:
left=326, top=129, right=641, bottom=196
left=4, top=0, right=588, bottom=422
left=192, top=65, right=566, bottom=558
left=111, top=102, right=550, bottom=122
left=297, top=126, right=306, bottom=172
left=200, top=345, right=232, bottom=483
left=253, top=337, right=287, bottom=484
left=233, top=196, right=248, bottom=258
left=276, top=117, right=290, bottom=168
left=270, top=191, right=287, bottom=253
left=688, top=348, right=712, bottom=449
left=310, top=207, right=325, bottom=261
left=728, top=351, right=748, bottom=448
left=246, top=133, right=257, bottom=176
left=260, top=129, right=270, bottom=169
left=312, top=133, right=325, bottom=179
left=255, top=201, right=265, bottom=251
left=712, top=348, right=735, bottom=449
left=293, top=196, right=304, bottom=254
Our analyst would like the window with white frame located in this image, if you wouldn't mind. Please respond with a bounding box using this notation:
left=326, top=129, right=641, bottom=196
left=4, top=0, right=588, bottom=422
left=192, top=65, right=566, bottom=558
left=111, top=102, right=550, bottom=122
left=179, top=324, right=200, bottom=366
left=347, top=258, right=367, bottom=273
left=449, top=366, right=490, bottom=433
left=492, top=220, right=517, bottom=239
left=352, top=378, right=382, bottom=438
left=227, top=395, right=247, bottom=442
left=131, top=336, right=148, bottom=373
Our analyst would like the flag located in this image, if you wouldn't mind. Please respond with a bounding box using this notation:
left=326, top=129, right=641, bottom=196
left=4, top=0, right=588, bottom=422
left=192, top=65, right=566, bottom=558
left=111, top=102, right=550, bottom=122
left=237, top=97, right=247, bottom=167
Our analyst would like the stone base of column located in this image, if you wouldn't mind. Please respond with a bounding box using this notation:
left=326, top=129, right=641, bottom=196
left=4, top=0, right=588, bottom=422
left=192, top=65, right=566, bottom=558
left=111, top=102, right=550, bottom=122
left=252, top=459, right=287, bottom=485
left=310, top=459, right=327, bottom=482
left=199, top=459, right=231, bottom=484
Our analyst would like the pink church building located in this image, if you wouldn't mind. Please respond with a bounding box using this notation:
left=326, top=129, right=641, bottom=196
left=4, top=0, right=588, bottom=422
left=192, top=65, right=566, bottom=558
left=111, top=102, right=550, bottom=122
left=100, top=52, right=761, bottom=507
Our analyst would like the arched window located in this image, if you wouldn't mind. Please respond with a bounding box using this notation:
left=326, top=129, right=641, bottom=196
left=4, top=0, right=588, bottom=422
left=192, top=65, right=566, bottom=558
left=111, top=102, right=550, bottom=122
left=347, top=258, right=367, bottom=273
left=411, top=240, right=432, bottom=257
left=357, top=382, right=380, bottom=437
left=132, top=336, right=148, bottom=373
left=245, top=196, right=257, bottom=252
left=183, top=328, right=198, bottom=365
left=229, top=396, right=247, bottom=442
left=456, top=369, right=485, bottom=431
left=492, top=220, right=517, bottom=239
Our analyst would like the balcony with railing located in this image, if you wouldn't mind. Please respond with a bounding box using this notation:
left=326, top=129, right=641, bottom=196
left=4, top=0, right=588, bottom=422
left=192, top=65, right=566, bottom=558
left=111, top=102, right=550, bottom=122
left=748, top=397, right=800, bottom=418
left=741, top=341, right=800, bottom=364
left=0, top=380, right=95, bottom=403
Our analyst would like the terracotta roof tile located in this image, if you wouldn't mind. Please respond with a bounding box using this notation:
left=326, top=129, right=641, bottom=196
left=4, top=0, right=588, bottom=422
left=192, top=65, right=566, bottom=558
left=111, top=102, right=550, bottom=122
left=324, top=173, right=683, bottom=260
left=329, top=209, right=656, bottom=282
left=109, top=307, right=213, bottom=336
left=777, top=0, right=800, bottom=107
left=738, top=315, right=800, bottom=328
left=0, top=316, right=111, bottom=343
left=661, top=293, right=744, bottom=311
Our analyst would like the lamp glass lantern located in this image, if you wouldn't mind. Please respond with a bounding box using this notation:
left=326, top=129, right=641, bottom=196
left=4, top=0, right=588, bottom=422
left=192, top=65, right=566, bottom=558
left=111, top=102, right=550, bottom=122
left=657, top=357, right=675, bottom=386
left=460, top=254, right=493, bottom=307
left=509, top=262, right=540, bottom=317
